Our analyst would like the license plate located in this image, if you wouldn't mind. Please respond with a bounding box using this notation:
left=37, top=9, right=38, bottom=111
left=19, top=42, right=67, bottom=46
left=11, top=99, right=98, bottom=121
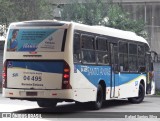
left=26, top=92, right=37, bottom=96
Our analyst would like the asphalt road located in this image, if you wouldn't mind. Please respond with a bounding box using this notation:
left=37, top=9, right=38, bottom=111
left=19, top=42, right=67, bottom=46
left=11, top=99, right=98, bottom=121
left=0, top=94, right=160, bottom=121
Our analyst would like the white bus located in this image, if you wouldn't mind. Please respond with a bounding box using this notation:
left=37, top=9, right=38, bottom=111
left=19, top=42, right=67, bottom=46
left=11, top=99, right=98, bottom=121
left=2, top=20, right=156, bottom=110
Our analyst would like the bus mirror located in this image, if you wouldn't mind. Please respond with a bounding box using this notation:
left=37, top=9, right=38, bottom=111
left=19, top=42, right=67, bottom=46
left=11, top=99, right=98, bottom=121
left=139, top=66, right=146, bottom=73
left=150, top=51, right=158, bottom=62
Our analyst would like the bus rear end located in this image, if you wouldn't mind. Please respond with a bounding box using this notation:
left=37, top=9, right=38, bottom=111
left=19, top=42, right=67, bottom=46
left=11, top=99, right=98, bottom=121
left=2, top=20, right=72, bottom=107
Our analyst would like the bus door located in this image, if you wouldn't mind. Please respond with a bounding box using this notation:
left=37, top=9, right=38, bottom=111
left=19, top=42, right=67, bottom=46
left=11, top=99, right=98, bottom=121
left=146, top=51, right=157, bottom=95
left=110, top=43, right=119, bottom=98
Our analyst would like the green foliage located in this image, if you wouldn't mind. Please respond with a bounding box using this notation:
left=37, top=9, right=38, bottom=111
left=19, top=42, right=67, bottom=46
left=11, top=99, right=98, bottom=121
left=0, top=0, right=147, bottom=38
left=106, top=4, right=147, bottom=38
left=0, top=0, right=53, bottom=24
left=0, top=0, right=12, bottom=24
left=61, top=0, right=147, bottom=38
left=61, top=0, right=109, bottom=25
left=37, top=0, right=53, bottom=20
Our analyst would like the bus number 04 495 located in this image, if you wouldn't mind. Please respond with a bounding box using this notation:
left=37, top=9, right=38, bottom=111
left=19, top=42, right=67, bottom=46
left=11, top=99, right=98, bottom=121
left=23, top=76, right=42, bottom=81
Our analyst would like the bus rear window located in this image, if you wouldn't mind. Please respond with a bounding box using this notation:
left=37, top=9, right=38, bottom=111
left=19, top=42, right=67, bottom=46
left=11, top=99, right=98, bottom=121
left=7, top=28, right=67, bottom=52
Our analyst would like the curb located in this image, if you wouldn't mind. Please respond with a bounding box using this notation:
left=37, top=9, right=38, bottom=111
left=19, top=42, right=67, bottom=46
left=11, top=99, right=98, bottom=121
left=146, top=95, right=160, bottom=97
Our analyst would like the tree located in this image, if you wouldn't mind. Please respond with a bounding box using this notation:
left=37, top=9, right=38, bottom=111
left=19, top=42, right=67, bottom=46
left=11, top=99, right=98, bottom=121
left=0, top=0, right=53, bottom=23
left=0, top=0, right=53, bottom=37
left=8, top=0, right=53, bottom=22
left=106, top=4, right=147, bottom=38
left=61, top=0, right=109, bottom=25
left=0, top=0, right=12, bottom=24
left=61, top=0, right=147, bottom=38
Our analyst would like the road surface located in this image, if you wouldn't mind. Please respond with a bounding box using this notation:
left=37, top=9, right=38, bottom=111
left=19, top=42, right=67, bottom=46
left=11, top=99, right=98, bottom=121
left=0, top=94, right=160, bottom=121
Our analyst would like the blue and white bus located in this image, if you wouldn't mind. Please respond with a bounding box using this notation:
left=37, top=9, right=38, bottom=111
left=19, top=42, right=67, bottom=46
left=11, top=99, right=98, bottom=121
left=2, top=20, right=155, bottom=109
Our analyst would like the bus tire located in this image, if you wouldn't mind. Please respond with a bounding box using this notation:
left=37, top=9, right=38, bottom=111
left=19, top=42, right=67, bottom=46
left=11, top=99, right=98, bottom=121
left=37, top=100, right=57, bottom=108
left=128, top=84, right=145, bottom=104
left=91, top=84, right=104, bottom=110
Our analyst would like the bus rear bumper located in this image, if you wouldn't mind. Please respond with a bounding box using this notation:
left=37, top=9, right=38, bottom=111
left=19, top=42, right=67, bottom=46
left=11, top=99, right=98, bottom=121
left=2, top=88, right=96, bottom=102
left=3, top=88, right=73, bottom=99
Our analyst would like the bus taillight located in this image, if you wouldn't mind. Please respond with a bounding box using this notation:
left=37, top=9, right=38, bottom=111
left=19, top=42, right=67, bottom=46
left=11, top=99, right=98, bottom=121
left=2, top=61, right=7, bottom=88
left=62, top=62, right=72, bottom=89
left=63, top=74, right=70, bottom=79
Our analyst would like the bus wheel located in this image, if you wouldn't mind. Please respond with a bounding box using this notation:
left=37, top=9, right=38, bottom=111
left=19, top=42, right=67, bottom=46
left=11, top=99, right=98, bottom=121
left=37, top=100, right=57, bottom=108
left=128, top=84, right=145, bottom=104
left=91, top=84, right=103, bottom=110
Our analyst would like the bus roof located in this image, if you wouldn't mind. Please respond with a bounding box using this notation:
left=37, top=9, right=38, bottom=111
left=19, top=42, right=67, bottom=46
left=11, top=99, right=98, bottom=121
left=72, top=22, right=148, bottom=45
left=9, top=20, right=148, bottom=45
left=9, top=20, right=69, bottom=28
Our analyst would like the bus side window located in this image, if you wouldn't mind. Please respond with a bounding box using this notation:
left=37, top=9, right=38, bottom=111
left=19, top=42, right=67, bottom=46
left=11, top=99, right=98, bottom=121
left=73, top=33, right=81, bottom=63
left=138, top=45, right=145, bottom=72
left=82, top=50, right=95, bottom=63
left=96, top=37, right=109, bottom=65
left=119, top=42, right=129, bottom=72
left=81, top=34, right=96, bottom=63
left=129, top=43, right=137, bottom=72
